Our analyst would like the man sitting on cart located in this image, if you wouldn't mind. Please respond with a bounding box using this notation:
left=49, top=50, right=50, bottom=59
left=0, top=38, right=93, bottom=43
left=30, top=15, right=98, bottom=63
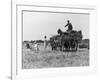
left=65, top=20, right=73, bottom=33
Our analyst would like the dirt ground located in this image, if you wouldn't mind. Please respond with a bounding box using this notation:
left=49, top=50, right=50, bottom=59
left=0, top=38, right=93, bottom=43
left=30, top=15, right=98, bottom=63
left=22, top=44, right=89, bottom=69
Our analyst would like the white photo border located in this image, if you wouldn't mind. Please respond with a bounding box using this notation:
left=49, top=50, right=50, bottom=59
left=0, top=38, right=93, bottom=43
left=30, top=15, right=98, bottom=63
left=12, top=2, right=97, bottom=80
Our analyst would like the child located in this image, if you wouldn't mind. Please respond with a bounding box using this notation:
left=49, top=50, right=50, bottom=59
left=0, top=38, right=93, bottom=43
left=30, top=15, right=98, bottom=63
left=44, top=36, right=47, bottom=48
left=33, top=41, right=39, bottom=52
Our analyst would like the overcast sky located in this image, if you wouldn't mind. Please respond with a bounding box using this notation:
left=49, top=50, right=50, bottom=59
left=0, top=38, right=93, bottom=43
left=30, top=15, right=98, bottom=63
left=23, top=11, right=89, bottom=41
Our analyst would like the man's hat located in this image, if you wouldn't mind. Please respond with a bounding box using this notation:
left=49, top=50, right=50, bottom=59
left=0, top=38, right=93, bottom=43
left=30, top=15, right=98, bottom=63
left=67, top=20, right=70, bottom=22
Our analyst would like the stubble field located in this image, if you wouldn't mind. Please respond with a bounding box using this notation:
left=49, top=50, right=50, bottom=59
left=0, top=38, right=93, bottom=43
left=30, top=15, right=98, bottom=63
left=22, top=44, right=89, bottom=69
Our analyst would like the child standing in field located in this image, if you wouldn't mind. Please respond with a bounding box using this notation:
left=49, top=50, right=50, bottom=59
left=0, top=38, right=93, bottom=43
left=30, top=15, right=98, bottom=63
left=44, top=36, right=47, bottom=49
left=33, top=41, right=39, bottom=52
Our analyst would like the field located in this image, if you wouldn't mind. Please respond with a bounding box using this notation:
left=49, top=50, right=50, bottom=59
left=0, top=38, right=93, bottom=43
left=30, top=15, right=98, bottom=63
left=22, top=44, right=89, bottom=69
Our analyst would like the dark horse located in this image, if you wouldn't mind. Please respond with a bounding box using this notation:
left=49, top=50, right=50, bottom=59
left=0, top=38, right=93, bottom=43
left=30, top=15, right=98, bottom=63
left=57, top=29, right=82, bottom=51
left=50, top=35, right=62, bottom=50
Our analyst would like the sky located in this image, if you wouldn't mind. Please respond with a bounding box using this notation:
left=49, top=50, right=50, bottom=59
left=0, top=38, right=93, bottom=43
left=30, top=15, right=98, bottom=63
left=23, top=11, right=89, bottom=41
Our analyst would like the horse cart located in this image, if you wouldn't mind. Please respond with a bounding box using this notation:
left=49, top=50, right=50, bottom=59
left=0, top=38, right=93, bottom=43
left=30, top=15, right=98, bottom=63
left=49, top=29, right=83, bottom=51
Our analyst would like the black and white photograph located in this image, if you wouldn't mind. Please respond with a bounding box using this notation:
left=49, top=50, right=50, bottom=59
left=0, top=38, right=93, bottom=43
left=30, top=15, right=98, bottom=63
left=10, top=0, right=98, bottom=79
left=22, top=11, right=90, bottom=69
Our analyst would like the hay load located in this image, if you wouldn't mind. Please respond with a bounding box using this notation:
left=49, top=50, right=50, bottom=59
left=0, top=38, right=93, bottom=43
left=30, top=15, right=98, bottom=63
left=49, top=29, right=83, bottom=51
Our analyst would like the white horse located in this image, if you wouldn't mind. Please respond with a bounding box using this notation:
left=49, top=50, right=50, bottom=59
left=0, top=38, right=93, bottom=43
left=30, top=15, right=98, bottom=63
left=31, top=42, right=40, bottom=52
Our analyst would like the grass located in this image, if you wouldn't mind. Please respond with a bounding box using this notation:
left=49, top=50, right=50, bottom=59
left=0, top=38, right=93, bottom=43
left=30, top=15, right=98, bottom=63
left=22, top=45, right=89, bottom=69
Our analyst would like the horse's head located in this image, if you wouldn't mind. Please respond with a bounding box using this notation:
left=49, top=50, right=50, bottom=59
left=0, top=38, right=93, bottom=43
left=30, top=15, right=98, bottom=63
left=57, top=29, right=62, bottom=35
